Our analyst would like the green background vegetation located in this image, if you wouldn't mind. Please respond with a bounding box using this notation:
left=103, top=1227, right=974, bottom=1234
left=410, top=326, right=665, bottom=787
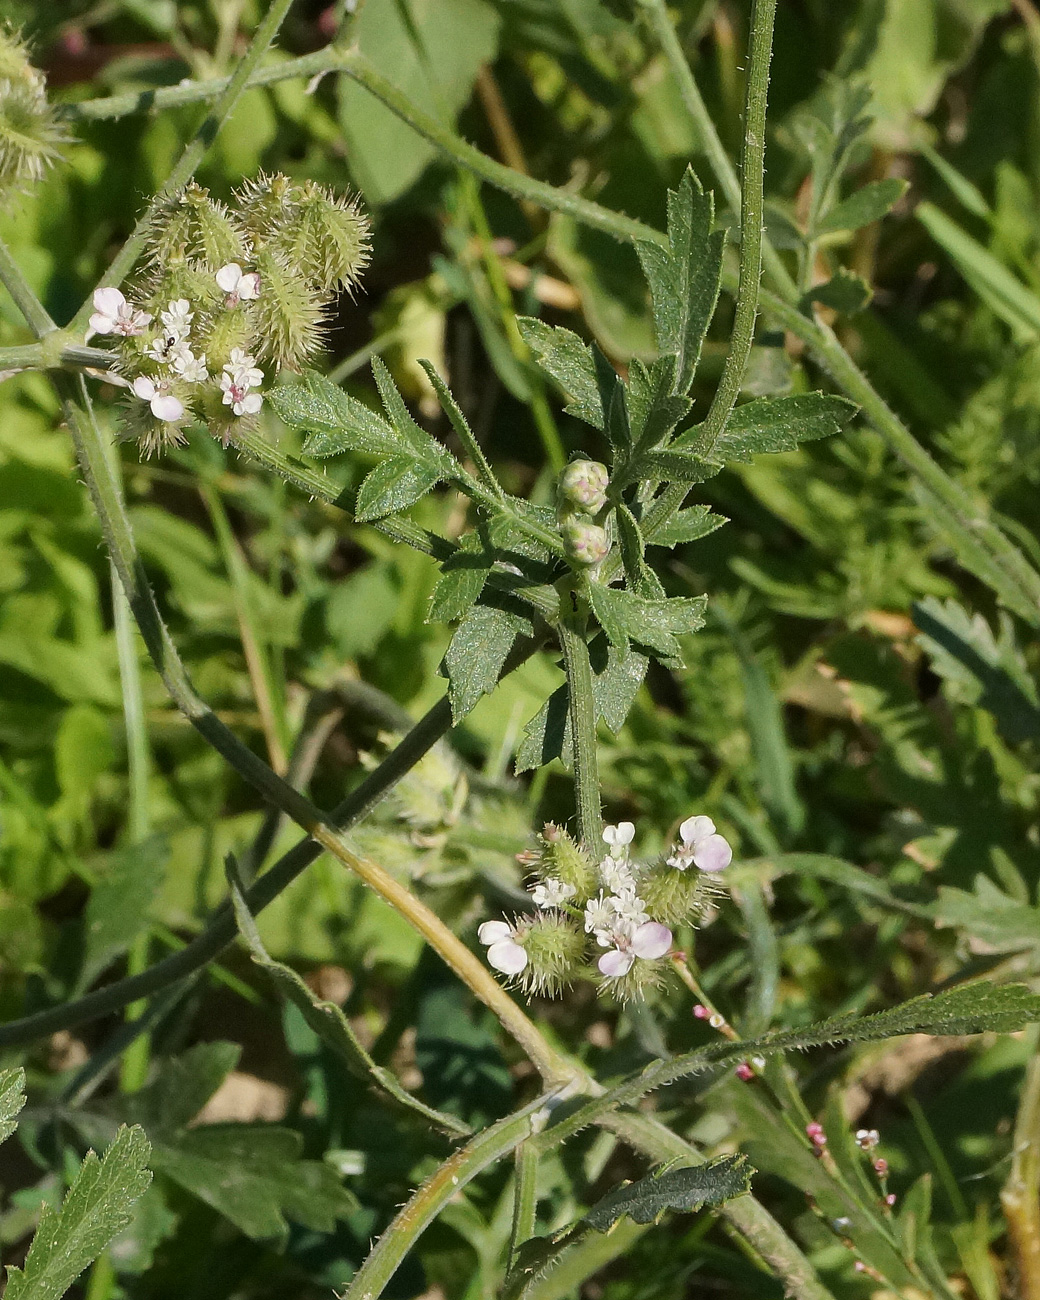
left=2, top=0, right=1040, bottom=1297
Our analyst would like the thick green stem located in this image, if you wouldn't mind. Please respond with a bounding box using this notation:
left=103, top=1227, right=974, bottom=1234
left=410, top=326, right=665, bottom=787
left=68, top=0, right=298, bottom=338
left=558, top=609, right=603, bottom=847
left=698, top=0, right=777, bottom=454
left=509, top=1141, right=540, bottom=1263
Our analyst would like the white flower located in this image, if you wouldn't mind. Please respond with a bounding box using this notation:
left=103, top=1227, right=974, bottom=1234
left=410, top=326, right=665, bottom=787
left=160, top=299, right=193, bottom=340
left=171, top=347, right=208, bottom=384
left=584, top=892, right=616, bottom=937
left=611, top=892, right=649, bottom=928
left=477, top=920, right=527, bottom=975
left=220, top=350, right=264, bottom=417
left=598, top=921, right=673, bottom=978
left=132, top=375, right=184, bottom=423
left=216, top=262, right=260, bottom=304
left=602, top=821, right=635, bottom=858
left=530, top=879, right=576, bottom=910
left=599, top=857, right=636, bottom=896
left=855, top=1129, right=880, bottom=1151
left=667, top=813, right=733, bottom=873
left=89, top=287, right=152, bottom=338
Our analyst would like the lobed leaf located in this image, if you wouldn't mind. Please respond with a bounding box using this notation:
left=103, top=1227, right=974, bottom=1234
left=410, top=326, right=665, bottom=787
left=635, top=167, right=725, bottom=395
left=5, top=1126, right=152, bottom=1300
left=269, top=371, right=398, bottom=458
left=354, top=456, right=443, bottom=521
left=706, top=393, right=857, bottom=464
left=444, top=604, right=528, bottom=722
left=648, top=504, right=727, bottom=547
left=0, top=1068, right=25, bottom=1148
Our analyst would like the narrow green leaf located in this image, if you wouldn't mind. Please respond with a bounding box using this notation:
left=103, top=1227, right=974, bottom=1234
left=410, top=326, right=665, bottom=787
left=269, top=371, right=397, bottom=457
left=516, top=318, right=604, bottom=430
left=816, top=178, right=908, bottom=234
left=802, top=267, right=872, bottom=315
left=417, top=359, right=498, bottom=494
left=913, top=597, right=1040, bottom=744
left=0, top=1068, right=25, bottom=1147
left=4, top=1126, right=152, bottom=1300
left=648, top=505, right=727, bottom=547
left=583, top=1155, right=752, bottom=1231
left=80, top=837, right=167, bottom=990
left=371, top=356, right=454, bottom=469
left=635, top=449, right=721, bottom=484
left=228, top=869, right=470, bottom=1137
left=444, top=605, right=526, bottom=722
left=917, top=201, right=1040, bottom=341
left=428, top=531, right=495, bottom=624
left=706, top=393, right=857, bottom=464
left=625, top=356, right=691, bottom=453
left=586, top=585, right=706, bottom=658
left=635, top=167, right=725, bottom=394
left=354, top=456, right=443, bottom=521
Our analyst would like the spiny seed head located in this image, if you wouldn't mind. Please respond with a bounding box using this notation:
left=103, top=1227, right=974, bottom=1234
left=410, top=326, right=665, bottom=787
left=144, top=184, right=250, bottom=273
left=0, top=26, right=68, bottom=195
left=292, top=181, right=371, bottom=292
left=198, top=305, right=256, bottom=373
left=601, top=954, right=667, bottom=1004
left=251, top=245, right=325, bottom=371
left=234, top=171, right=301, bottom=243
left=638, top=862, right=720, bottom=928
left=537, top=823, right=598, bottom=901
left=516, top=914, right=585, bottom=997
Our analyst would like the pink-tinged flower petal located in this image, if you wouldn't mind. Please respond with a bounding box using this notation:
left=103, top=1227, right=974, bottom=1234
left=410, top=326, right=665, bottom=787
left=132, top=376, right=156, bottom=400
left=150, top=394, right=185, bottom=422
left=238, top=272, right=260, bottom=300
left=680, top=814, right=715, bottom=845
left=692, top=833, right=732, bottom=873
left=487, top=940, right=528, bottom=974
left=631, top=921, right=672, bottom=960
left=216, top=263, right=243, bottom=292
left=598, top=948, right=635, bottom=978
left=93, top=287, right=126, bottom=318
left=88, top=312, right=115, bottom=335
left=239, top=391, right=263, bottom=415
left=478, top=920, right=512, bottom=946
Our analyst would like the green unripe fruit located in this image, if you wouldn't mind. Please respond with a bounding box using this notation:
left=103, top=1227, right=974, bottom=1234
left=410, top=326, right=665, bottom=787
left=0, top=26, right=67, bottom=195
left=517, top=914, right=586, bottom=997
left=251, top=246, right=325, bottom=371
left=558, top=459, right=609, bottom=515
left=538, top=823, right=598, bottom=901
left=638, top=862, right=718, bottom=928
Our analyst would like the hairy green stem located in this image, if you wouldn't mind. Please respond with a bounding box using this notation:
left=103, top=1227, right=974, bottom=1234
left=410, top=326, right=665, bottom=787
left=344, top=1097, right=556, bottom=1300
left=0, top=237, right=57, bottom=337
left=558, top=610, right=603, bottom=847
left=68, top=0, right=298, bottom=338
left=509, top=1141, right=541, bottom=1264
left=638, top=0, right=795, bottom=300
left=698, top=0, right=777, bottom=453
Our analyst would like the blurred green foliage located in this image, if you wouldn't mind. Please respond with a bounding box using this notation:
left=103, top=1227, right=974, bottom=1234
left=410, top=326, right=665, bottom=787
left=1, top=0, right=1040, bottom=1297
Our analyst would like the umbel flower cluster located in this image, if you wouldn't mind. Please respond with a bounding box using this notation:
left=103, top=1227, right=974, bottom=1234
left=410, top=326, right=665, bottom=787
left=478, top=816, right=732, bottom=1001
left=88, top=175, right=370, bottom=454
left=0, top=25, right=68, bottom=196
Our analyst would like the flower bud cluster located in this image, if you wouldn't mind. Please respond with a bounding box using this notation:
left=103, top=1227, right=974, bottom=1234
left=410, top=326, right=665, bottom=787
left=557, top=459, right=611, bottom=569
left=89, top=175, right=369, bottom=455
left=478, top=814, right=733, bottom=1002
left=0, top=26, right=68, bottom=195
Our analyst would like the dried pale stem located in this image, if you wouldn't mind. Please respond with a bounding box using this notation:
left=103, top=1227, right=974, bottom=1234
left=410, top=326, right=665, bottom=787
left=1002, top=1049, right=1040, bottom=1300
